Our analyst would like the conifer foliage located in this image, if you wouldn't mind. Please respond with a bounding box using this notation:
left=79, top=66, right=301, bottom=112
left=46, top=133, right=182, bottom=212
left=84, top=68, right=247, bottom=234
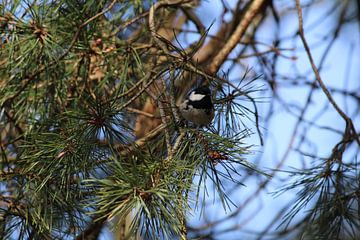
left=0, top=1, right=261, bottom=239
left=1, top=1, right=359, bottom=240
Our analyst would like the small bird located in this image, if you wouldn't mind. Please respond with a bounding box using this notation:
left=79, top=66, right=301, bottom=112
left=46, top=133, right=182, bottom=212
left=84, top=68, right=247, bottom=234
left=179, top=86, right=215, bottom=126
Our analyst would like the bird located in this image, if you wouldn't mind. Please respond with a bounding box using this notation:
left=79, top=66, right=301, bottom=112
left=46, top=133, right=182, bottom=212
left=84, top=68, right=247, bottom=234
left=179, top=85, right=215, bottom=126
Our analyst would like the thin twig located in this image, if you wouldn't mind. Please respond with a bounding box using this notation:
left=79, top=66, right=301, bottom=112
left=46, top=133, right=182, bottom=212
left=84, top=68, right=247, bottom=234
left=117, top=70, right=167, bottom=110
left=112, top=11, right=149, bottom=36
left=140, top=77, right=172, bottom=156
left=113, top=124, right=167, bottom=156
left=169, top=69, right=181, bottom=123
left=295, top=0, right=359, bottom=146
left=148, top=0, right=192, bottom=55
left=125, top=107, right=157, bottom=118
left=106, top=72, right=151, bottom=104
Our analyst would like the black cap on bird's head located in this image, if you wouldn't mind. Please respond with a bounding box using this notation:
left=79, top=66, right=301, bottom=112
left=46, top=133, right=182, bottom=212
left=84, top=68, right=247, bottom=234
left=187, top=85, right=213, bottom=109
left=192, top=86, right=211, bottom=96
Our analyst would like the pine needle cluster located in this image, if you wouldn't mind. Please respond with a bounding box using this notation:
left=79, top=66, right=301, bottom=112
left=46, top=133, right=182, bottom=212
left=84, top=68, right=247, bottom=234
left=0, top=1, right=264, bottom=239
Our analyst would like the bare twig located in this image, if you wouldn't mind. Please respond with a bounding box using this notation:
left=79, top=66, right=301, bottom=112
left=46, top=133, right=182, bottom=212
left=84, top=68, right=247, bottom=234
left=117, top=70, right=166, bottom=110
left=113, top=124, right=167, bottom=155
left=148, top=0, right=192, bottom=55
left=125, top=107, right=157, bottom=118
left=295, top=0, right=359, bottom=146
left=156, top=79, right=172, bottom=154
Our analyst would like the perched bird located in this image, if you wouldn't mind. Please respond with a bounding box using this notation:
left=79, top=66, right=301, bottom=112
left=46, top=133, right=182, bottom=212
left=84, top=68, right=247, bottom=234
left=179, top=86, right=215, bottom=126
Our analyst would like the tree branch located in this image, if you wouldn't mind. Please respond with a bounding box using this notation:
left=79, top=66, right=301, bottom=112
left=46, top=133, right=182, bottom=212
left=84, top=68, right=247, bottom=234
left=207, top=0, right=268, bottom=74
left=295, top=0, right=359, bottom=146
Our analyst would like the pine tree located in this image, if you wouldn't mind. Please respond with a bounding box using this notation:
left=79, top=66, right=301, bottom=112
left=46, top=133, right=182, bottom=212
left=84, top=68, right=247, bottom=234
left=1, top=1, right=359, bottom=240
left=0, top=1, right=264, bottom=239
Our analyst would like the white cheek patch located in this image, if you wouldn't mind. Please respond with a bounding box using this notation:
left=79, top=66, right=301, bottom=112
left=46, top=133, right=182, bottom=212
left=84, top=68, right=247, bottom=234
left=189, top=92, right=205, bottom=101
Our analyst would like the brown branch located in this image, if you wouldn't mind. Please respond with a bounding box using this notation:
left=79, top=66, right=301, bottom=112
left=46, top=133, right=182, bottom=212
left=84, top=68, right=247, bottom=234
left=295, top=0, right=359, bottom=146
left=3, top=110, right=23, bottom=135
left=125, top=107, right=157, bottom=118
left=147, top=79, right=172, bottom=154
left=114, top=124, right=167, bottom=155
left=75, top=218, right=106, bottom=240
left=148, top=0, right=192, bottom=55
left=112, top=11, right=149, bottom=36
left=207, top=0, right=268, bottom=74
left=117, top=71, right=163, bottom=111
